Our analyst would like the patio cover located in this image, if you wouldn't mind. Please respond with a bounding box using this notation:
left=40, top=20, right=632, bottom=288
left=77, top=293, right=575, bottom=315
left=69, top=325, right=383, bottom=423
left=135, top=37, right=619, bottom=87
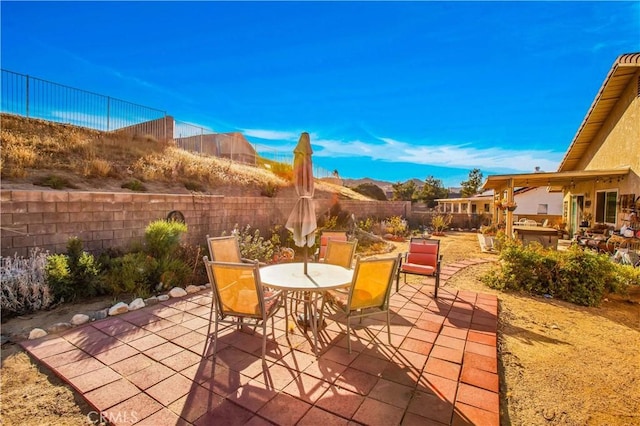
left=482, top=167, right=630, bottom=236
left=482, top=168, right=631, bottom=191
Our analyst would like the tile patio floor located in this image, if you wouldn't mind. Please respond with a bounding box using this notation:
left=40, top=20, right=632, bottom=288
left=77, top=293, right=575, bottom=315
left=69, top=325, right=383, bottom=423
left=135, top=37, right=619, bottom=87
left=20, top=258, right=498, bottom=426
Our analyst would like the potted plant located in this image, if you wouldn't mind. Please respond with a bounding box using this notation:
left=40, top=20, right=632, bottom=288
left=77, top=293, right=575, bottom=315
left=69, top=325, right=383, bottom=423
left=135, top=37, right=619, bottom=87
left=580, top=212, right=592, bottom=228
left=504, top=201, right=517, bottom=211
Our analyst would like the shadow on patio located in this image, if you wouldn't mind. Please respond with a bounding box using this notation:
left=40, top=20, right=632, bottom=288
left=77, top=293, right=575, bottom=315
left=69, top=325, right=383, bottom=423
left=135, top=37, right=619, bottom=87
left=20, top=259, right=499, bottom=425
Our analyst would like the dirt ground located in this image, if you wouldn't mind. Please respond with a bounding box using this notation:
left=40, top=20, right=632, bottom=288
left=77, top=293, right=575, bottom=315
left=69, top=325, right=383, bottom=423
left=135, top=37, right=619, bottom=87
left=1, top=232, right=639, bottom=425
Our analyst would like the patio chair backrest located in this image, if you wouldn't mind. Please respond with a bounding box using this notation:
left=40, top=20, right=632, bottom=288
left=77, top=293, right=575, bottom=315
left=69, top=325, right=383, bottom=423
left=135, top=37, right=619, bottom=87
left=324, top=239, right=358, bottom=269
left=406, top=238, right=439, bottom=269
left=206, top=235, right=242, bottom=263
left=317, top=231, right=348, bottom=261
left=348, top=256, right=399, bottom=312
left=203, top=257, right=264, bottom=319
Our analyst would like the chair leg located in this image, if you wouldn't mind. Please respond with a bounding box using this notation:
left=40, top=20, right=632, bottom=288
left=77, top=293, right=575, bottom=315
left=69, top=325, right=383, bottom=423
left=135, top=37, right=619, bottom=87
left=434, top=273, right=439, bottom=298
left=386, top=310, right=391, bottom=345
left=347, top=316, right=352, bottom=354
left=261, top=320, right=267, bottom=363
left=213, top=320, right=219, bottom=358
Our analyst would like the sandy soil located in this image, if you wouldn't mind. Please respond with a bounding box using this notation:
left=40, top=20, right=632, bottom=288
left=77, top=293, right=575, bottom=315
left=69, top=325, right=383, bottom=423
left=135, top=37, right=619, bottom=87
left=1, top=232, right=639, bottom=425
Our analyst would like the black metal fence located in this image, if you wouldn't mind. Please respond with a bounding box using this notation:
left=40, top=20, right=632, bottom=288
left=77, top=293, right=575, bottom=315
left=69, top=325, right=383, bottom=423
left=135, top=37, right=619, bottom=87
left=1, top=69, right=168, bottom=139
left=1, top=68, right=335, bottom=177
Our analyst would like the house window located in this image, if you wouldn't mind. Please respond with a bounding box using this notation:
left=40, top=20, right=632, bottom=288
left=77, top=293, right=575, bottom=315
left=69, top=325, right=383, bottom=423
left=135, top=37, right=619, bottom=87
left=595, top=190, right=617, bottom=224
left=471, top=204, right=477, bottom=214
left=484, top=203, right=490, bottom=212
left=537, top=204, right=548, bottom=214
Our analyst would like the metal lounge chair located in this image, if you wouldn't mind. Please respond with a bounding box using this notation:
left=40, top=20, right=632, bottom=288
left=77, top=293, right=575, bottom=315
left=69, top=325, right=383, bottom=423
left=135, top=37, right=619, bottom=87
left=203, top=257, right=285, bottom=362
left=396, top=237, right=442, bottom=297
left=323, top=238, right=358, bottom=269
left=321, top=255, right=400, bottom=353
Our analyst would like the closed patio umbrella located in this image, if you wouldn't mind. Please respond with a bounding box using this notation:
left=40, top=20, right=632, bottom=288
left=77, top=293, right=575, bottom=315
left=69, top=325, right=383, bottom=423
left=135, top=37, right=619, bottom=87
left=285, top=132, right=317, bottom=274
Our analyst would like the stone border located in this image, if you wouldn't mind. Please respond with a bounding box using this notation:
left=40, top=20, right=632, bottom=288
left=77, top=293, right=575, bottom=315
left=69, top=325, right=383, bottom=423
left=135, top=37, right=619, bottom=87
left=8, top=284, right=210, bottom=342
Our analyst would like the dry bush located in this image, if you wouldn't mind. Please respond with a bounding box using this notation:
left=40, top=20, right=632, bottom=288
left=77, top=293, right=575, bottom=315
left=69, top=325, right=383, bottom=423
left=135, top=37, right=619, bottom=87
left=0, top=133, right=37, bottom=177
left=83, top=158, right=112, bottom=178
left=131, top=148, right=286, bottom=187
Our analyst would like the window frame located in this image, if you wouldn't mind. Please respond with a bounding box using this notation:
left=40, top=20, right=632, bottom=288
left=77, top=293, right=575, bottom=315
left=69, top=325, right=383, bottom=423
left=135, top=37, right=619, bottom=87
left=595, top=189, right=618, bottom=225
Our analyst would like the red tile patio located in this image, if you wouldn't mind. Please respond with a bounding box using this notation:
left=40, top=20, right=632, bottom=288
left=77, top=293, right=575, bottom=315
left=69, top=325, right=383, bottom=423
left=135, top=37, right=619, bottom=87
left=20, top=258, right=499, bottom=425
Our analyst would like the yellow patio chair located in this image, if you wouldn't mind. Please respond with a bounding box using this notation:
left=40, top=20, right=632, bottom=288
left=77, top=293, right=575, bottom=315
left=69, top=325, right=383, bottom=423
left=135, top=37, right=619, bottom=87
left=323, top=238, right=358, bottom=269
left=322, top=255, right=400, bottom=353
left=203, top=257, right=285, bottom=362
left=315, top=231, right=348, bottom=262
left=206, top=235, right=263, bottom=265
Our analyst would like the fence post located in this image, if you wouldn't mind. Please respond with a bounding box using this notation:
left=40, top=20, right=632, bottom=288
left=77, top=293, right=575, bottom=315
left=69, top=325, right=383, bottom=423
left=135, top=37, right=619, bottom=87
left=25, top=74, right=29, bottom=118
left=200, top=127, right=203, bottom=154
left=107, top=96, right=110, bottom=131
left=163, top=112, right=167, bottom=142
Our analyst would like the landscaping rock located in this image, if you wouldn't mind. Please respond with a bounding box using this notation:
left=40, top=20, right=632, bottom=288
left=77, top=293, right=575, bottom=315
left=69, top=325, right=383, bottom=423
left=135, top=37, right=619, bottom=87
left=158, top=294, right=170, bottom=302
left=47, top=322, right=73, bottom=333
left=169, top=287, right=187, bottom=298
left=108, top=302, right=129, bottom=316
left=128, top=298, right=145, bottom=311
left=204, top=282, right=211, bottom=289
left=92, top=308, right=109, bottom=321
left=1, top=335, right=9, bottom=345
left=185, top=285, right=200, bottom=294
left=29, top=328, right=47, bottom=339
left=71, top=314, right=90, bottom=326
left=198, top=285, right=207, bottom=291
left=144, top=296, right=159, bottom=306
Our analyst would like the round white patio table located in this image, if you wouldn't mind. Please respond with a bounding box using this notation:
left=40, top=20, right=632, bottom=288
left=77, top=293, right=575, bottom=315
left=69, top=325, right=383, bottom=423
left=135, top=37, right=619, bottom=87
left=259, top=262, right=353, bottom=355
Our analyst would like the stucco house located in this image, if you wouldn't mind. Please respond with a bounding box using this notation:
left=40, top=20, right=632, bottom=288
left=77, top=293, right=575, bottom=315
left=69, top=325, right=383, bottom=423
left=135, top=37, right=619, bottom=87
left=436, top=186, right=563, bottom=226
left=482, top=52, right=640, bottom=237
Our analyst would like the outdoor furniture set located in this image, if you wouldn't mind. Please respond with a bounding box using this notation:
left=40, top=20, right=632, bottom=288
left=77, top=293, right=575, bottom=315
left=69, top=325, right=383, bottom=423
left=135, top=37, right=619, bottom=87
left=202, top=233, right=442, bottom=361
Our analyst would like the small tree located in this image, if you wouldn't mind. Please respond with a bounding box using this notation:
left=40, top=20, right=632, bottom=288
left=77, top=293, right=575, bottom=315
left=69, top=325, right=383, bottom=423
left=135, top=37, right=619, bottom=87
left=461, top=168, right=483, bottom=197
left=392, top=180, right=416, bottom=201
left=418, top=176, right=449, bottom=207
left=432, top=214, right=453, bottom=235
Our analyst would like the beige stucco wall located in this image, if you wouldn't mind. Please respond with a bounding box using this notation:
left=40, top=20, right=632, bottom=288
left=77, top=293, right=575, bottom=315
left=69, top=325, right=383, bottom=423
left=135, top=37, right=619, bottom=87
left=577, top=69, right=640, bottom=195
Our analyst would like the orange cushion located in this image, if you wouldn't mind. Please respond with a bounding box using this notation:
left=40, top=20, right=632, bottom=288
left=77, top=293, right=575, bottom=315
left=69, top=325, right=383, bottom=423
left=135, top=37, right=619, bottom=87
left=401, top=263, right=435, bottom=276
left=406, top=241, right=438, bottom=268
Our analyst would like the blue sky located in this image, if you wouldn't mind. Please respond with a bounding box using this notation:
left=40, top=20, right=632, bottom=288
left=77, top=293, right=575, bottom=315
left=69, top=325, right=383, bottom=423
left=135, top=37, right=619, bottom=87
left=2, top=1, right=639, bottom=187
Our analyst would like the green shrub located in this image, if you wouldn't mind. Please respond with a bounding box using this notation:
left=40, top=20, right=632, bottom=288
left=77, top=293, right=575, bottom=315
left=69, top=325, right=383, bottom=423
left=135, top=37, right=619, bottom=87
left=46, top=237, right=104, bottom=302
left=226, top=224, right=276, bottom=263
left=482, top=241, right=634, bottom=307
left=33, top=174, right=78, bottom=189
left=144, top=219, right=188, bottom=259
left=121, top=179, right=147, bottom=192
left=103, top=252, right=158, bottom=298
left=358, top=217, right=375, bottom=232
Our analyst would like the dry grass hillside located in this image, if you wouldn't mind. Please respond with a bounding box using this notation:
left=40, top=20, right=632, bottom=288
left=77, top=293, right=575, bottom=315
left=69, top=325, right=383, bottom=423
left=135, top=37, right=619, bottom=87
left=0, top=114, right=372, bottom=200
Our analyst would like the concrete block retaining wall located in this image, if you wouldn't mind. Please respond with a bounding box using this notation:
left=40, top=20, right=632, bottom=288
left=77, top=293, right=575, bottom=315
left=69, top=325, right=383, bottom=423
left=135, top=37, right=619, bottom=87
left=1, top=190, right=410, bottom=257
